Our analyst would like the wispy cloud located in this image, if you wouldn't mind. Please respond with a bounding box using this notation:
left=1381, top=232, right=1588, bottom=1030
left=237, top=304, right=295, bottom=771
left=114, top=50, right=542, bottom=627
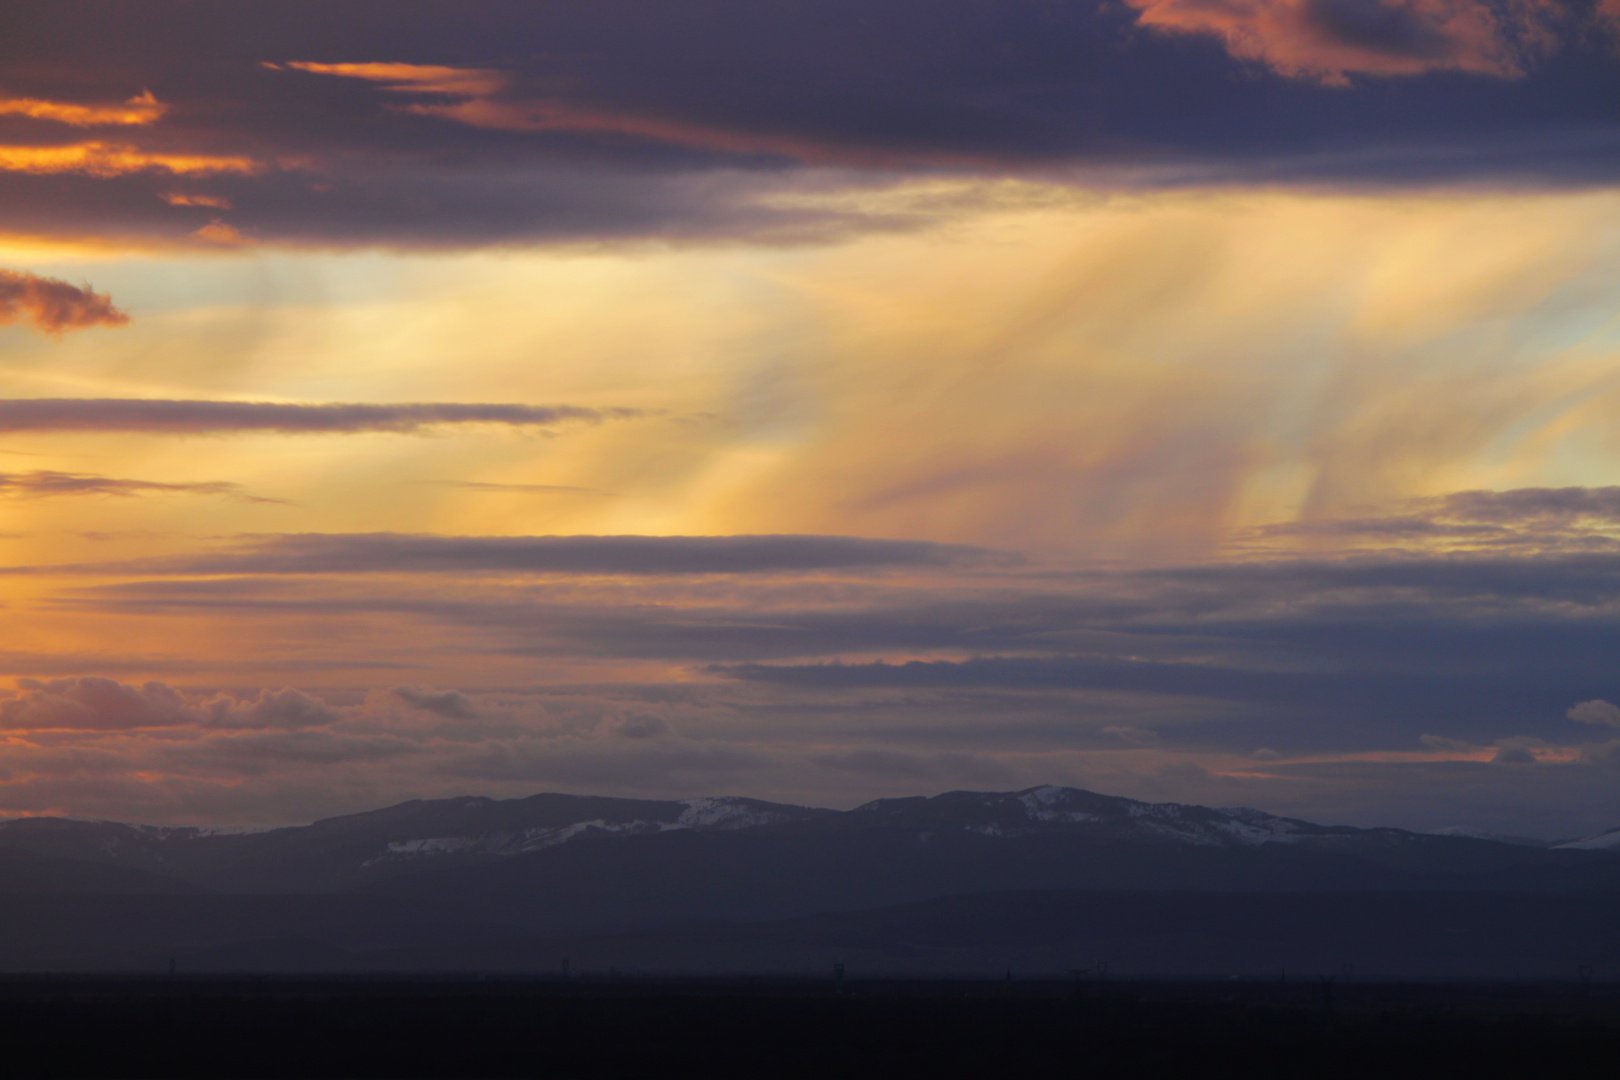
left=0, top=471, right=281, bottom=503
left=0, top=143, right=259, bottom=177
left=0, top=270, right=127, bottom=335
left=0, top=400, right=644, bottom=435
left=434, top=481, right=624, bottom=497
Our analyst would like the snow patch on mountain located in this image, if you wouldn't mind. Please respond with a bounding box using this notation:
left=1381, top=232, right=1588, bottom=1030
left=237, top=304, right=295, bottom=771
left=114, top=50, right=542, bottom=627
left=677, top=797, right=802, bottom=830
left=1016, top=786, right=1101, bottom=824
left=1554, top=826, right=1620, bottom=851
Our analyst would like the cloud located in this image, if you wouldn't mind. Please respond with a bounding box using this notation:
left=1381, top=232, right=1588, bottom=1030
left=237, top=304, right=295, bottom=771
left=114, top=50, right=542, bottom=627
left=278, top=60, right=964, bottom=167
left=0, top=143, right=260, bottom=177
left=62, top=532, right=1005, bottom=576
left=0, top=677, right=194, bottom=731
left=274, top=63, right=506, bottom=98
left=160, top=192, right=231, bottom=208
left=435, top=481, right=622, bottom=497
left=2, top=4, right=1620, bottom=250
left=1420, top=734, right=1480, bottom=752
left=1435, top=486, right=1620, bottom=523
left=0, top=270, right=127, bottom=335
left=0, top=90, right=166, bottom=127
left=391, top=686, right=479, bottom=720
left=0, top=399, right=640, bottom=435
left=0, top=678, right=350, bottom=732
left=204, top=687, right=344, bottom=730
left=1567, top=699, right=1620, bottom=727
left=1240, top=486, right=1620, bottom=554
left=0, top=471, right=278, bottom=502
left=1491, top=736, right=1541, bottom=763
left=1102, top=725, right=1161, bottom=745
left=612, top=714, right=671, bottom=739
left=1124, top=0, right=1562, bottom=83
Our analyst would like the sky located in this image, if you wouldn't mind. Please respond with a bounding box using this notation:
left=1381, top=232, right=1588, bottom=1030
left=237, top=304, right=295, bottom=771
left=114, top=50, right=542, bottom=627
left=3, top=1, right=1620, bottom=836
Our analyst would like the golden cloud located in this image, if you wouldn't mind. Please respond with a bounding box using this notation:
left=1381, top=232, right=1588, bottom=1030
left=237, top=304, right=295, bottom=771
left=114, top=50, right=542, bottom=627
left=0, top=142, right=260, bottom=177
left=0, top=90, right=167, bottom=127
left=161, top=192, right=232, bottom=208
left=273, top=61, right=507, bottom=97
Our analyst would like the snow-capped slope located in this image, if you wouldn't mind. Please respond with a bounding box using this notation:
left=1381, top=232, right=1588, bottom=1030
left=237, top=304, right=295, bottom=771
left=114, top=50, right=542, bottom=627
left=0, top=786, right=1611, bottom=897
left=845, top=785, right=1353, bottom=847
left=365, top=797, right=820, bottom=866
left=1554, top=826, right=1620, bottom=851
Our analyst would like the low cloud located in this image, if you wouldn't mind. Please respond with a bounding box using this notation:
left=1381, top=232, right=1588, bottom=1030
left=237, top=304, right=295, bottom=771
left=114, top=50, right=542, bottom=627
left=1491, top=736, right=1541, bottom=764
left=1435, top=486, right=1620, bottom=523
left=1568, top=699, right=1620, bottom=728
left=1420, top=734, right=1480, bottom=752
left=0, top=677, right=193, bottom=731
left=611, top=714, right=671, bottom=739
left=391, top=686, right=480, bottom=720
left=205, top=687, right=344, bottom=731
left=0, top=399, right=640, bottom=435
left=0, top=678, right=341, bottom=732
left=1241, top=485, right=1620, bottom=554
left=0, top=270, right=128, bottom=335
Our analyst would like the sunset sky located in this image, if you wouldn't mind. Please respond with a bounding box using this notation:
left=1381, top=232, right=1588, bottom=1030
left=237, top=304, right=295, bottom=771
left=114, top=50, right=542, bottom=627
left=4, top=0, right=1620, bottom=835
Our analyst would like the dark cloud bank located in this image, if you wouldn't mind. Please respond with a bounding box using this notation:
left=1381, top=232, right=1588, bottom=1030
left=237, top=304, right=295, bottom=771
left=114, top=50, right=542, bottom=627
left=4, top=1, right=1620, bottom=248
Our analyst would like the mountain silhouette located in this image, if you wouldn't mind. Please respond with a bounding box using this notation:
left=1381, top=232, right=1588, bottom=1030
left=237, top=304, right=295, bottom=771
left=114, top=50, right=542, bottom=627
left=0, top=786, right=1613, bottom=975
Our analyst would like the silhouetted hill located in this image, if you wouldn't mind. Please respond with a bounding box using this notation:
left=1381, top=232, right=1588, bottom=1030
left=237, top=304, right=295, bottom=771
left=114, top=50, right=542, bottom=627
left=0, top=786, right=1616, bottom=975
left=372, top=809, right=1620, bottom=935
left=0, top=792, right=829, bottom=892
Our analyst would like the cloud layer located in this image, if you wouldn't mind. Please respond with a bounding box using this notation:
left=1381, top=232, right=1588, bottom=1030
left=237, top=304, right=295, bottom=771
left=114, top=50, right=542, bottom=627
left=4, top=2, right=1620, bottom=248
left=43, top=532, right=1004, bottom=576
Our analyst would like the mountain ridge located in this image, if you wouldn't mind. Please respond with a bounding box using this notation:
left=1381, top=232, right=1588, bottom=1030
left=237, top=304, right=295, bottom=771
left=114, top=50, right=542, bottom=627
left=0, top=786, right=1613, bottom=902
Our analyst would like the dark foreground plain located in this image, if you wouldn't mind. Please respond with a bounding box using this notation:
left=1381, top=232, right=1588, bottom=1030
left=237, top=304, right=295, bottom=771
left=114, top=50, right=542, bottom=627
left=0, top=975, right=1614, bottom=1079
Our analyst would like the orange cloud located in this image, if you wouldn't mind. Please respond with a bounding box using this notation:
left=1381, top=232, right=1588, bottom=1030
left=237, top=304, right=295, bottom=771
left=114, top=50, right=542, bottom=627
left=1125, top=0, right=1561, bottom=84
left=161, top=192, right=232, bottom=208
left=0, top=142, right=260, bottom=177
left=190, top=218, right=249, bottom=245
left=274, top=61, right=507, bottom=97
left=0, top=268, right=128, bottom=335
left=0, top=90, right=167, bottom=126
